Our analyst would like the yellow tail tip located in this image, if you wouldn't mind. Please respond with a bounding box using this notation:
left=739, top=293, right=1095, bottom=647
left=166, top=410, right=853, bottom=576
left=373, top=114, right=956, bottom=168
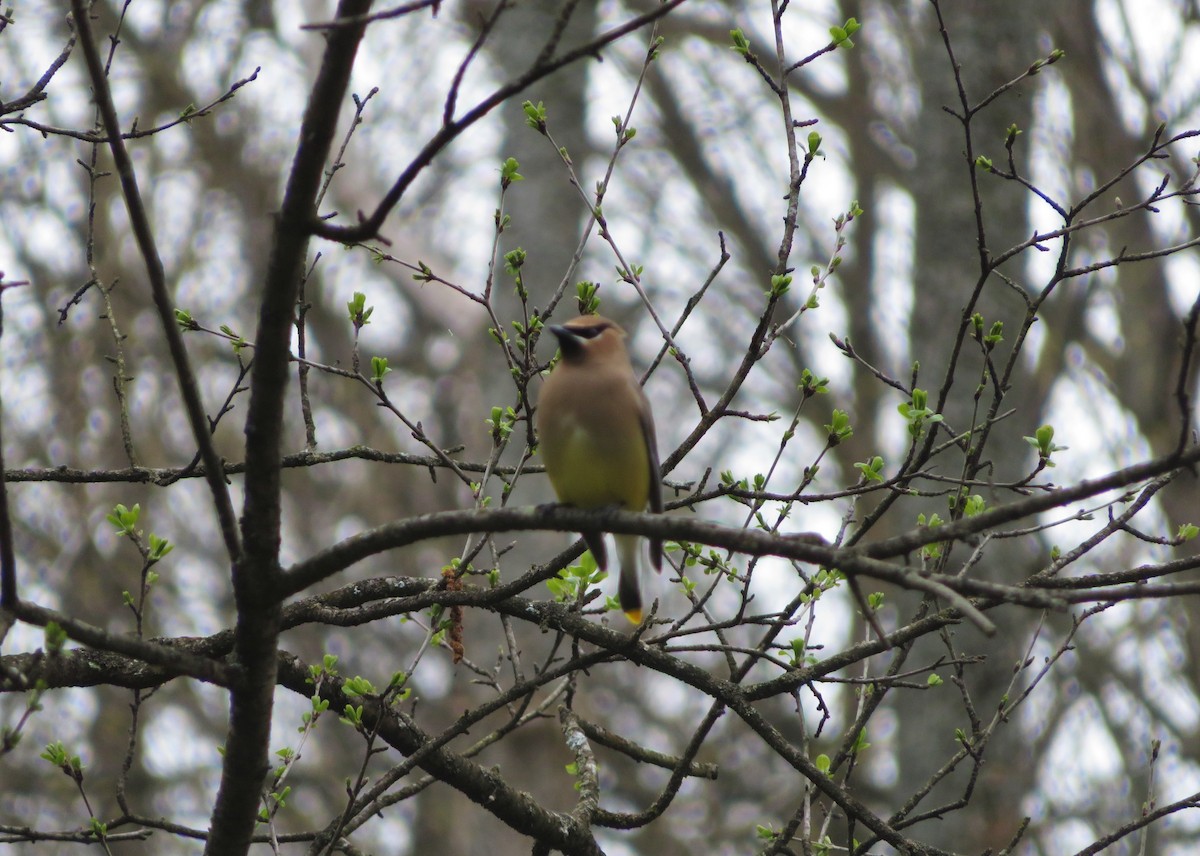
left=623, top=608, right=643, bottom=624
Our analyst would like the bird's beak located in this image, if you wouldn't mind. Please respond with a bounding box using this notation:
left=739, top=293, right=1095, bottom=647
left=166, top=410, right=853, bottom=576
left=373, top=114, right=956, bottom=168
left=548, top=325, right=584, bottom=357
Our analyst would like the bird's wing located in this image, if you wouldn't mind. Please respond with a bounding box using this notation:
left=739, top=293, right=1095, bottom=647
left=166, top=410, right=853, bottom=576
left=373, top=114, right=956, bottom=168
left=639, top=387, right=664, bottom=572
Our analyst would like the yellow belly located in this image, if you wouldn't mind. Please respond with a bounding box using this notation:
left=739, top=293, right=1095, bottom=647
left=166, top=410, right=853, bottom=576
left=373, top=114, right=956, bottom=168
left=543, top=422, right=650, bottom=511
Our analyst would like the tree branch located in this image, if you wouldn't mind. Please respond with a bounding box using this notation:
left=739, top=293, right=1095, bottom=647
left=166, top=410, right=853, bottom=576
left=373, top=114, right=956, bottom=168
left=68, top=0, right=242, bottom=564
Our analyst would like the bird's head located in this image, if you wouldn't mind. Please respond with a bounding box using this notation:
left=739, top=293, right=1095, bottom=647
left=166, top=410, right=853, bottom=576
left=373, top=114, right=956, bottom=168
left=548, top=315, right=627, bottom=362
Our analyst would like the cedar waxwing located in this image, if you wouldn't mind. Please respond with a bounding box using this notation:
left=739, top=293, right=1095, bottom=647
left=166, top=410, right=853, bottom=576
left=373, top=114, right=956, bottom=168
left=537, top=315, right=663, bottom=622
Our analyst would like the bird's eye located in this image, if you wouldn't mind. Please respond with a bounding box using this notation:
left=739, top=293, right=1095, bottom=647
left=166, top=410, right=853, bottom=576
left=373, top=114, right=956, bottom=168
left=571, top=323, right=609, bottom=340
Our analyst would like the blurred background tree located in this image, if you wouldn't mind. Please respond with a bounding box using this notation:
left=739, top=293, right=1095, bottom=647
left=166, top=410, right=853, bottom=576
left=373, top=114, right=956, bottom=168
left=2, top=1, right=1200, bottom=854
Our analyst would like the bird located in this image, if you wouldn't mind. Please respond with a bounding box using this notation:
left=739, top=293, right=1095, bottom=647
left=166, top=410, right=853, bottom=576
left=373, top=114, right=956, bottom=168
left=536, top=314, right=663, bottom=623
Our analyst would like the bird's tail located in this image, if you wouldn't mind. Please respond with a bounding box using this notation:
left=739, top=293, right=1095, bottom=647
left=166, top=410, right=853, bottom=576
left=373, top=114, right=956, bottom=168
left=616, top=534, right=643, bottom=623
